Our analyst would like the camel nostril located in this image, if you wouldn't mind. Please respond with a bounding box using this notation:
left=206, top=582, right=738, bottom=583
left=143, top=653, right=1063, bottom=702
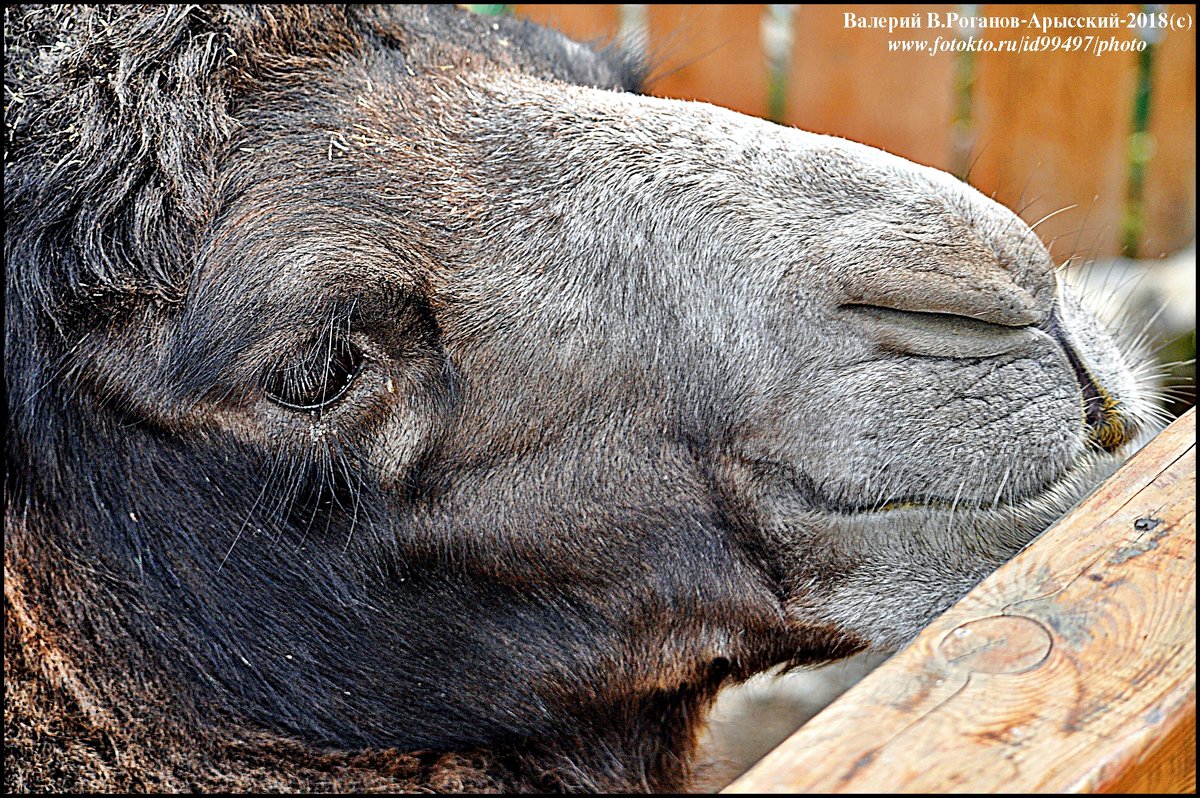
left=1042, top=309, right=1132, bottom=453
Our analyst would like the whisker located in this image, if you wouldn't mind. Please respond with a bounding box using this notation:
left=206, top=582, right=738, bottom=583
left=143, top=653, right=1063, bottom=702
left=1028, top=203, right=1078, bottom=233
left=218, top=448, right=284, bottom=573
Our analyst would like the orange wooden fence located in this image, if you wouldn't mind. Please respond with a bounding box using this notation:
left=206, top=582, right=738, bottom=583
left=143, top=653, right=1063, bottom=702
left=512, top=4, right=1196, bottom=261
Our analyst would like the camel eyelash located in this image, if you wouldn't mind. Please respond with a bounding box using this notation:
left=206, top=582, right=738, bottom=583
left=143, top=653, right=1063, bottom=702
left=264, top=336, right=364, bottom=411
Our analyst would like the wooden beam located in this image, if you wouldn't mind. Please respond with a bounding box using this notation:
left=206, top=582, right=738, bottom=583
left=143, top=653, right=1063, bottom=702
left=725, top=408, right=1196, bottom=794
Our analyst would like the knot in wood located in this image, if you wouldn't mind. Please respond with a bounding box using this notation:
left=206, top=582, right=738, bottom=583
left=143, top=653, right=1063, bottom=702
left=938, top=615, right=1052, bottom=674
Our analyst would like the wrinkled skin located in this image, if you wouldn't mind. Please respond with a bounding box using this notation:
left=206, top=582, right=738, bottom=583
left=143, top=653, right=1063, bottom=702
left=4, top=4, right=1158, bottom=793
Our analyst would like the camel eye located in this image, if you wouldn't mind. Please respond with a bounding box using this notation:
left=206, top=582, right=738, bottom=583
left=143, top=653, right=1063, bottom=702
left=265, top=337, right=363, bottom=411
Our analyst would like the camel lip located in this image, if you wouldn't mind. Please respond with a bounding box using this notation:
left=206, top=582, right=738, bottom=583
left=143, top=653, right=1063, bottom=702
left=801, top=443, right=1136, bottom=523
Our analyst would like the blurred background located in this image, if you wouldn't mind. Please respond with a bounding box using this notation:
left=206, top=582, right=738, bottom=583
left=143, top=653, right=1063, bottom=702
left=469, top=3, right=1196, bottom=791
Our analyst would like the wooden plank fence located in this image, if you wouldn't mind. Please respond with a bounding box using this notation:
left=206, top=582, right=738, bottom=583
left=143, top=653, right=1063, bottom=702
left=969, top=4, right=1142, bottom=262
left=646, top=4, right=770, bottom=119
left=512, top=4, right=1197, bottom=261
left=1141, top=7, right=1198, bottom=258
left=787, top=4, right=957, bottom=175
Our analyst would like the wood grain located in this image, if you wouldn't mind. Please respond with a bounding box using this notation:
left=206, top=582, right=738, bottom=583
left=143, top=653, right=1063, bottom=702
left=725, top=408, right=1196, bottom=794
